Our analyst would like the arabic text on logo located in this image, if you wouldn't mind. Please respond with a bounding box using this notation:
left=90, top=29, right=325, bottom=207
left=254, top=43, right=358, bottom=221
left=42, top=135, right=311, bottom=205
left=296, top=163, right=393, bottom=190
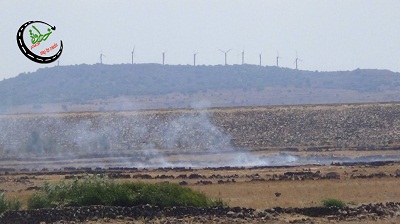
left=17, top=21, right=63, bottom=64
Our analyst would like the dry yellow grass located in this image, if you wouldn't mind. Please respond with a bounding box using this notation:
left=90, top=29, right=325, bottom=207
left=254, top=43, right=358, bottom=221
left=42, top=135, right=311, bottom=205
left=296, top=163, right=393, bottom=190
left=190, top=178, right=400, bottom=209
left=1, top=163, right=399, bottom=210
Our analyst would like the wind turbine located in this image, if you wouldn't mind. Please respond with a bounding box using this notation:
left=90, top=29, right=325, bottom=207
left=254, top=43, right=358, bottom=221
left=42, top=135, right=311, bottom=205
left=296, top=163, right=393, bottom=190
left=294, top=51, right=302, bottom=70
left=100, top=51, right=106, bottom=64
left=276, top=51, right=281, bottom=67
left=57, top=59, right=60, bottom=66
left=259, top=53, right=262, bottom=66
left=241, top=49, right=245, bottom=65
left=162, top=51, right=166, bottom=65
left=219, top=49, right=231, bottom=65
left=193, top=51, right=198, bottom=66
left=131, top=46, right=135, bottom=64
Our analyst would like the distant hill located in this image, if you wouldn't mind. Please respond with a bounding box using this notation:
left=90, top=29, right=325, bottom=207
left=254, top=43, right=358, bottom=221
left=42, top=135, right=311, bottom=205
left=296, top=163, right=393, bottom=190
left=1, top=63, right=400, bottom=113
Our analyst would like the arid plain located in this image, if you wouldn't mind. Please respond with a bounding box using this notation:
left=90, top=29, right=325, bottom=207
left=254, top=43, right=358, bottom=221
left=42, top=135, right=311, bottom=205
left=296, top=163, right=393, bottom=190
left=0, top=103, right=400, bottom=223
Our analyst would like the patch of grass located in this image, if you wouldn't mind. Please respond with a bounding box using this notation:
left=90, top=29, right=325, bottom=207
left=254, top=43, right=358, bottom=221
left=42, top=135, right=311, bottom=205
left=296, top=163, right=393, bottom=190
left=27, top=175, right=222, bottom=209
left=322, top=198, right=346, bottom=208
left=0, top=192, right=21, bottom=215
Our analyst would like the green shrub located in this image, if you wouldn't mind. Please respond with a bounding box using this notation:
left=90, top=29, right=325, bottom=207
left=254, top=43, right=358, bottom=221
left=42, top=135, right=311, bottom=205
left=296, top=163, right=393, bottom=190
left=322, top=198, right=346, bottom=208
left=27, top=175, right=222, bottom=209
left=27, top=192, right=52, bottom=209
left=6, top=198, right=21, bottom=211
left=0, top=192, right=21, bottom=215
left=0, top=193, right=7, bottom=214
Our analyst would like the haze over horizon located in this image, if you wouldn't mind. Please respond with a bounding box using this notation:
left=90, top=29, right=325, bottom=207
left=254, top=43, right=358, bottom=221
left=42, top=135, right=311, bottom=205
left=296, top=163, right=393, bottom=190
left=1, top=1, right=400, bottom=80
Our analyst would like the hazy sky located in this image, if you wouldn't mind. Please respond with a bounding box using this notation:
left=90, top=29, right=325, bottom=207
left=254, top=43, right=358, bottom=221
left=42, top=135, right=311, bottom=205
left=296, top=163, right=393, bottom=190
left=1, top=0, right=399, bottom=79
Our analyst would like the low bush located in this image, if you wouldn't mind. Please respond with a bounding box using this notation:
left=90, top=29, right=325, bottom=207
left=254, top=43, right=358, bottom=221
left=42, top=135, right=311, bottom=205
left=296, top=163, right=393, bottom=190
left=27, top=192, right=52, bottom=209
left=0, top=192, right=21, bottom=215
left=322, top=198, right=346, bottom=208
left=28, top=175, right=223, bottom=209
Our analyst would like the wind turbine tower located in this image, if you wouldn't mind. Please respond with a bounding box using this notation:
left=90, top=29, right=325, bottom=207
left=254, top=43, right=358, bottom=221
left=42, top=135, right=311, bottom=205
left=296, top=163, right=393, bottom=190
left=162, top=51, right=166, bottom=65
left=241, top=50, right=245, bottom=65
left=100, top=51, right=105, bottom=64
left=294, top=51, right=302, bottom=70
left=131, top=46, right=135, bottom=64
left=193, top=52, right=198, bottom=66
left=259, top=53, right=262, bottom=66
left=219, top=49, right=232, bottom=65
left=276, top=51, right=281, bottom=67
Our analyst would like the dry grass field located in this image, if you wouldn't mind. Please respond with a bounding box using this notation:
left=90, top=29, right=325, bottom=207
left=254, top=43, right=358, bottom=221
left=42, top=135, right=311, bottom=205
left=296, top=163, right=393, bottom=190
left=0, top=162, right=399, bottom=223
left=1, top=163, right=399, bottom=208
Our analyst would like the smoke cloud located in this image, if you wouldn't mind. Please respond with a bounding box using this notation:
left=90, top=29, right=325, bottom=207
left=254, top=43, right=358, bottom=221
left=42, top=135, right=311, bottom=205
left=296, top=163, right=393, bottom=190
left=0, top=102, right=399, bottom=170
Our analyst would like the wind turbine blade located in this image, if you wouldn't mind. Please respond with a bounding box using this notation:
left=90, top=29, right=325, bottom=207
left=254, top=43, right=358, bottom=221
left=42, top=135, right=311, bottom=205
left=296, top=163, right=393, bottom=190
left=219, top=49, right=224, bottom=53
left=227, top=49, right=232, bottom=53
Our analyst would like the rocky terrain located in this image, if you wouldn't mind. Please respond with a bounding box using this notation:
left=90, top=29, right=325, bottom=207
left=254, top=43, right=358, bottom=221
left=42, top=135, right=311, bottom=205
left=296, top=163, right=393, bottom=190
left=1, top=103, right=400, bottom=154
left=1, top=202, right=400, bottom=224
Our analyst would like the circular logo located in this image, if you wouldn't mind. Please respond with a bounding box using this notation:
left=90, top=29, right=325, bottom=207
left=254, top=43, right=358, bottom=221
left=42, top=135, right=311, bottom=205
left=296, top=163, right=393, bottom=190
left=16, top=21, right=63, bottom=64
